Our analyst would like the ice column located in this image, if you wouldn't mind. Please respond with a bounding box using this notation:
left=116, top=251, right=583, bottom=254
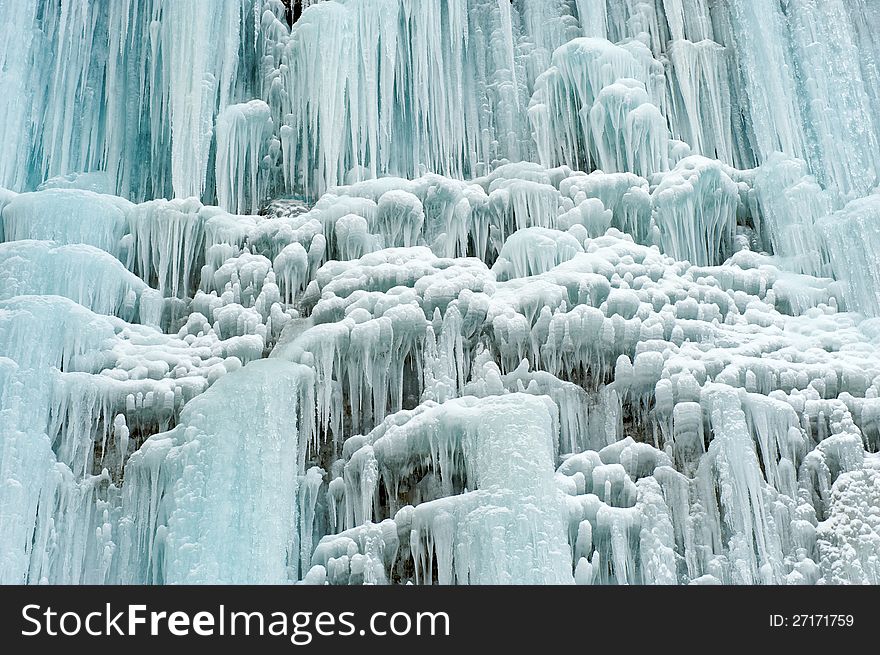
left=215, top=100, right=274, bottom=215
left=118, top=359, right=316, bottom=584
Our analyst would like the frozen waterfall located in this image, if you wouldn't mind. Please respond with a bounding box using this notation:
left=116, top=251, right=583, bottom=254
left=1, top=0, right=880, bottom=586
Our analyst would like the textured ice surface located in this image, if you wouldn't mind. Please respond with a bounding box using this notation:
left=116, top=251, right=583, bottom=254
left=2, top=0, right=880, bottom=585
left=215, top=100, right=275, bottom=215
left=117, top=359, right=315, bottom=584
left=313, top=394, right=573, bottom=584
left=819, top=196, right=880, bottom=317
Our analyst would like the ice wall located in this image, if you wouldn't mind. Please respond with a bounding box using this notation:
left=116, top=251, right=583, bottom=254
left=0, top=0, right=255, bottom=201
left=310, top=395, right=573, bottom=584
left=1, top=0, right=880, bottom=586
left=116, top=359, right=315, bottom=584
left=2, top=0, right=878, bottom=203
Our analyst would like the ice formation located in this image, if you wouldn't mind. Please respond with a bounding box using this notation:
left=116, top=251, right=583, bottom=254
left=2, top=0, right=880, bottom=586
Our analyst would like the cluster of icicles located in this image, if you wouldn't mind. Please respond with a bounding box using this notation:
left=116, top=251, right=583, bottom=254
left=1, top=0, right=880, bottom=585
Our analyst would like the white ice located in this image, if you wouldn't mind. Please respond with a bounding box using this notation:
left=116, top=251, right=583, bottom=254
left=1, top=0, right=880, bottom=586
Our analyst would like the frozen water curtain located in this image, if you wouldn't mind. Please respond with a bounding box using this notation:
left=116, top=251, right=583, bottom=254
left=1, top=0, right=880, bottom=586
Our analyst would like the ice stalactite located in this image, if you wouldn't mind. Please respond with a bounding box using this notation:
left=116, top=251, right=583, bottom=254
left=215, top=100, right=276, bottom=215
left=3, top=157, right=879, bottom=584
left=714, top=0, right=880, bottom=197
left=0, top=0, right=257, bottom=201
left=267, top=0, right=584, bottom=198
left=1, top=0, right=877, bottom=209
left=0, top=0, right=41, bottom=192
left=589, top=79, right=670, bottom=178
left=164, top=0, right=247, bottom=199
left=27, top=0, right=108, bottom=188
left=311, top=394, right=573, bottom=585
left=0, top=296, right=119, bottom=584
left=818, top=195, right=880, bottom=318
left=2, top=0, right=880, bottom=586
left=273, top=0, right=481, bottom=196
left=0, top=279, right=297, bottom=584
left=750, top=154, right=832, bottom=277
left=665, top=39, right=735, bottom=164
left=529, top=37, right=668, bottom=175
left=125, top=199, right=207, bottom=300
left=699, top=386, right=785, bottom=585
left=492, top=227, right=584, bottom=281
left=651, top=156, right=738, bottom=266
left=781, top=0, right=880, bottom=200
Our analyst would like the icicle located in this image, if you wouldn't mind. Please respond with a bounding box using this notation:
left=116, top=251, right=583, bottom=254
left=651, top=156, right=738, bottom=266
left=215, top=100, right=274, bottom=214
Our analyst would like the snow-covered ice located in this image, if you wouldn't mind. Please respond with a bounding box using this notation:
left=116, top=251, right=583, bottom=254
left=1, top=0, right=880, bottom=585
